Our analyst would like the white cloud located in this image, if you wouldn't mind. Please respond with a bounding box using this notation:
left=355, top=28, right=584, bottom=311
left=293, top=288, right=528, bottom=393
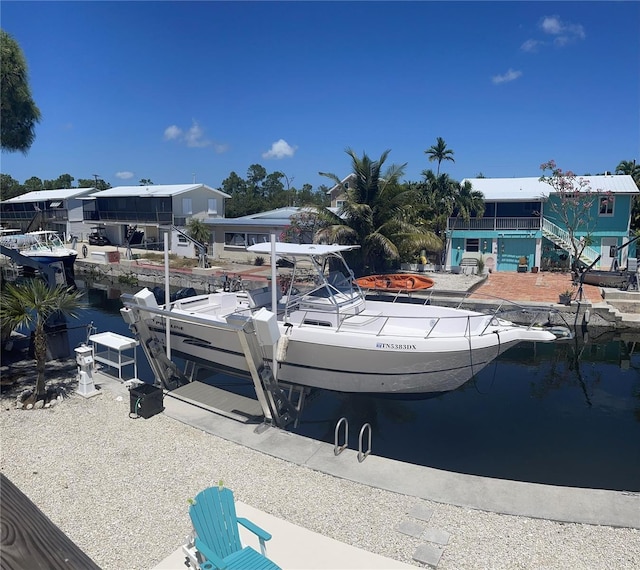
left=163, top=120, right=226, bottom=151
left=262, top=139, right=297, bottom=159
left=540, top=15, right=585, bottom=46
left=163, top=125, right=182, bottom=140
left=541, top=15, right=563, bottom=35
left=520, top=39, right=542, bottom=53
left=492, top=68, right=522, bottom=85
left=115, top=171, right=135, bottom=180
left=184, top=121, right=211, bottom=148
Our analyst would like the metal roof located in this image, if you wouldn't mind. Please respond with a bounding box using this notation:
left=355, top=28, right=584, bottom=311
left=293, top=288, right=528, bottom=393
left=88, top=184, right=230, bottom=198
left=204, top=207, right=340, bottom=228
left=463, top=175, right=638, bottom=201
left=4, top=188, right=96, bottom=203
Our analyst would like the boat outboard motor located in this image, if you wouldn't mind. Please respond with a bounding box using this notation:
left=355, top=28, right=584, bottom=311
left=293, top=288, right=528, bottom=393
left=172, top=287, right=197, bottom=301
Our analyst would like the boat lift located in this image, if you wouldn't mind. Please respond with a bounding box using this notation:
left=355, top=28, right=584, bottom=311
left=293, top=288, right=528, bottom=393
left=120, top=294, right=305, bottom=428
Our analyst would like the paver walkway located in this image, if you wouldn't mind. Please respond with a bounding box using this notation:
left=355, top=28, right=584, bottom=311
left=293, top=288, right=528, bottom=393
left=470, top=271, right=603, bottom=304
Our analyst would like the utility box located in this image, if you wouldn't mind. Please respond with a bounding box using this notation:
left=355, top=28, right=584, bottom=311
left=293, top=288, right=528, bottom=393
left=129, top=383, right=164, bottom=419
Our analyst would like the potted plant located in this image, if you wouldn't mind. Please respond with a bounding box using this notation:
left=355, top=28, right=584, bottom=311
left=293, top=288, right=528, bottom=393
left=476, top=256, right=485, bottom=275
left=558, top=288, right=573, bottom=305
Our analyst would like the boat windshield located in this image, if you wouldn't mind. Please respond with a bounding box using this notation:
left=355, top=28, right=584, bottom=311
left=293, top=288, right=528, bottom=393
left=280, top=251, right=364, bottom=315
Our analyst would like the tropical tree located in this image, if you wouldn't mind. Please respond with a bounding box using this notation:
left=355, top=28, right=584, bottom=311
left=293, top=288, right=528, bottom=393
left=616, top=160, right=640, bottom=232
left=0, top=280, right=83, bottom=403
left=186, top=217, right=211, bottom=246
left=318, top=148, right=441, bottom=274
left=417, top=170, right=484, bottom=268
left=1, top=30, right=41, bottom=153
left=539, top=160, right=598, bottom=271
left=615, top=159, right=640, bottom=186
left=424, top=137, right=455, bottom=175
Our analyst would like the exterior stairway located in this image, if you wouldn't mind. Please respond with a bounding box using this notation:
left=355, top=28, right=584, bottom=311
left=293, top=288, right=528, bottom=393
left=541, top=218, right=599, bottom=266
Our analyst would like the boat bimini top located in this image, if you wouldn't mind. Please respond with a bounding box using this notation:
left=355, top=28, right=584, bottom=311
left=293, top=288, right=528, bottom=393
left=247, top=242, right=359, bottom=257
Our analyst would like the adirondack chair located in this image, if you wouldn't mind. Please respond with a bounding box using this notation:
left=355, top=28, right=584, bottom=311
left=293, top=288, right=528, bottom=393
left=183, top=486, right=280, bottom=570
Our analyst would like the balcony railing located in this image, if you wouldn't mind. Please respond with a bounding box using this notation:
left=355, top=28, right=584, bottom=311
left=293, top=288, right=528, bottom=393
left=448, top=217, right=542, bottom=231
left=82, top=211, right=173, bottom=224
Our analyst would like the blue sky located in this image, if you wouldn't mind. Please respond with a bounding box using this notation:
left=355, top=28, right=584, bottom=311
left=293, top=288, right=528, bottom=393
left=2, top=1, right=638, bottom=191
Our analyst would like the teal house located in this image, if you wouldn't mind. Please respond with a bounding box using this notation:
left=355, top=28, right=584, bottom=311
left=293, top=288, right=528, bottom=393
left=448, top=174, right=638, bottom=272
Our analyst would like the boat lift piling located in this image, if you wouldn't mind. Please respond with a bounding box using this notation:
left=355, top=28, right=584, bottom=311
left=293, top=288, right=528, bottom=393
left=120, top=294, right=304, bottom=428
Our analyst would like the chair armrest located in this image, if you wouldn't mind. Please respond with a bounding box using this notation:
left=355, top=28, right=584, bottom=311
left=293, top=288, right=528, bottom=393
left=237, top=517, right=272, bottom=541
left=237, top=517, right=273, bottom=556
left=195, top=537, right=227, bottom=570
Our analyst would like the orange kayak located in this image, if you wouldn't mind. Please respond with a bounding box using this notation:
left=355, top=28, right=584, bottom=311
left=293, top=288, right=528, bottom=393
left=355, top=274, right=434, bottom=292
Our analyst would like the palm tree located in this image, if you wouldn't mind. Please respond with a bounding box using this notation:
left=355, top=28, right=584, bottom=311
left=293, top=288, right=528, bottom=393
left=418, top=170, right=484, bottom=269
left=187, top=217, right=211, bottom=246
left=0, top=280, right=83, bottom=402
left=616, top=160, right=640, bottom=232
left=425, top=137, right=455, bottom=175
left=616, top=159, right=640, bottom=187
left=318, top=149, right=441, bottom=274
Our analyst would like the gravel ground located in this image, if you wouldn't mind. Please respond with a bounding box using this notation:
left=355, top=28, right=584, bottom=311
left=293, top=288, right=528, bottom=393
left=1, top=359, right=639, bottom=570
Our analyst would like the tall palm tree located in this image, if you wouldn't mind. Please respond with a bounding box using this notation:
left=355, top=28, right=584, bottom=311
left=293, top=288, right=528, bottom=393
left=425, top=137, right=455, bottom=175
left=319, top=149, right=440, bottom=274
left=0, top=280, right=83, bottom=401
left=418, top=170, right=484, bottom=269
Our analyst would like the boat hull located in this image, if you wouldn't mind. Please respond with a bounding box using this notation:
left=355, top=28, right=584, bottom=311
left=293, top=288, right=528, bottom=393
left=580, top=270, right=630, bottom=288
left=150, top=315, right=526, bottom=394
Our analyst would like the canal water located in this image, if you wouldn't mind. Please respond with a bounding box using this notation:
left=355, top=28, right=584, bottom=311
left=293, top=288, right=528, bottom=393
left=72, top=280, right=640, bottom=492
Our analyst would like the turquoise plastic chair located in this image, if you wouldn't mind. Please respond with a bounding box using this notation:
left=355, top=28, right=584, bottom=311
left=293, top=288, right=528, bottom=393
left=184, top=486, right=280, bottom=570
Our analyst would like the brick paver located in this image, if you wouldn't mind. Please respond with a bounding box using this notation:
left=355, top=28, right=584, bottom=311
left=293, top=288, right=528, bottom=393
left=470, top=271, right=603, bottom=304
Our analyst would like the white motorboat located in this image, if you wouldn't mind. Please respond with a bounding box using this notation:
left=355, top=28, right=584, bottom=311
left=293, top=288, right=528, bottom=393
left=0, top=230, right=77, bottom=286
left=122, top=243, right=556, bottom=395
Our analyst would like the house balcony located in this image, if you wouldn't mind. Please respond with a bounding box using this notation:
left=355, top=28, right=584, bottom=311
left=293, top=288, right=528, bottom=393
left=447, top=217, right=542, bottom=232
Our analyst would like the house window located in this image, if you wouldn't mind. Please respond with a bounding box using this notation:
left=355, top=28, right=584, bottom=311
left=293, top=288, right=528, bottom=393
left=599, top=195, right=614, bottom=216
left=465, top=238, right=480, bottom=252
left=177, top=235, right=189, bottom=247
left=224, top=232, right=246, bottom=247
left=182, top=198, right=193, bottom=215
left=208, top=198, right=218, bottom=215
left=247, top=233, right=270, bottom=245
left=336, top=200, right=345, bottom=208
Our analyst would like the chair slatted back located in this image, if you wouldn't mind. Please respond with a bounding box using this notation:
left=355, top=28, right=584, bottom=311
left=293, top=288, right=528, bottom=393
left=189, top=487, right=242, bottom=559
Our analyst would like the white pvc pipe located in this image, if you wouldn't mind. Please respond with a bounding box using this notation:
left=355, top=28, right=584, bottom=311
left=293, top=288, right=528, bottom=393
left=271, top=231, right=277, bottom=380
left=164, top=233, right=171, bottom=359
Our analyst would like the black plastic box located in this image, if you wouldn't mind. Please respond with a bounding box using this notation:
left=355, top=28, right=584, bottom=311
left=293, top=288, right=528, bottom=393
left=130, top=383, right=164, bottom=419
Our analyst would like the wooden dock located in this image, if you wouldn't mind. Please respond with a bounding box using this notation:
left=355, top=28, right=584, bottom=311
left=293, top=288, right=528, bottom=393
left=0, top=473, right=101, bottom=570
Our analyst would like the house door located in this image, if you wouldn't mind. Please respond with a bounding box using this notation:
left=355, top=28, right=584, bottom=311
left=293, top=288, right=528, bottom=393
left=600, top=237, right=618, bottom=270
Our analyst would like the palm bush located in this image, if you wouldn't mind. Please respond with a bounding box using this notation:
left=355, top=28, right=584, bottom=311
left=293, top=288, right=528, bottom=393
left=0, top=279, right=83, bottom=402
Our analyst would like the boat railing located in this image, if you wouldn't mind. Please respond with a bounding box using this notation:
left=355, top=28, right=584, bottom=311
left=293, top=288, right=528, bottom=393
left=452, top=292, right=551, bottom=333
left=292, top=308, right=496, bottom=340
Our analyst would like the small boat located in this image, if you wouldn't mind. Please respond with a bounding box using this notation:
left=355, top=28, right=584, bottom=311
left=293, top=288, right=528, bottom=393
left=122, top=243, right=556, bottom=395
left=355, top=274, right=434, bottom=292
left=579, top=269, right=631, bottom=289
left=0, top=230, right=77, bottom=286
